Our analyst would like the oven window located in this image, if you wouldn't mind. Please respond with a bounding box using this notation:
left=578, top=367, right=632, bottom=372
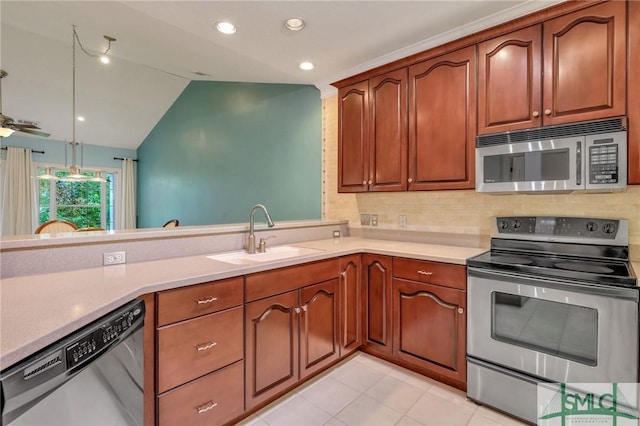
left=491, top=292, right=598, bottom=366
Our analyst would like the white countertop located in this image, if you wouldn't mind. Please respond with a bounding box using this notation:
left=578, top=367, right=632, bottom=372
left=0, top=237, right=485, bottom=369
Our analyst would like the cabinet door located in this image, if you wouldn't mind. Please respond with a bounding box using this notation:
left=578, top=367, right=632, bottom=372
left=408, top=46, right=476, bottom=190
left=300, top=279, right=340, bottom=379
left=369, top=69, right=408, bottom=192
left=339, top=255, right=362, bottom=356
left=338, top=81, right=369, bottom=193
left=392, top=279, right=466, bottom=385
left=477, top=25, right=542, bottom=134
left=543, top=1, right=626, bottom=126
left=245, top=291, right=299, bottom=409
left=363, top=254, right=392, bottom=354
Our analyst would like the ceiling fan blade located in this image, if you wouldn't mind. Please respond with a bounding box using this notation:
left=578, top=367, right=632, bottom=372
left=17, top=128, right=50, bottom=138
left=13, top=123, right=39, bottom=129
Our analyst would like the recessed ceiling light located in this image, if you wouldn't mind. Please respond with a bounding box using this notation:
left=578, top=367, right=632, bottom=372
left=77, top=116, right=85, bottom=122
left=216, top=21, right=236, bottom=35
left=299, top=61, right=314, bottom=71
left=285, top=17, right=305, bottom=31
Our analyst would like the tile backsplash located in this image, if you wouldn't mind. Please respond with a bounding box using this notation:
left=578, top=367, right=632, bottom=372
left=321, top=96, right=640, bottom=261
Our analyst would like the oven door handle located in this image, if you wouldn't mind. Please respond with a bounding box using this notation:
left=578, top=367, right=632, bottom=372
left=468, top=267, right=639, bottom=302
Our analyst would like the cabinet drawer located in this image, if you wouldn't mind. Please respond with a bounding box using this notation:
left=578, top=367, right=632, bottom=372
left=157, top=277, right=243, bottom=326
left=158, top=361, right=244, bottom=426
left=245, top=258, right=339, bottom=302
left=392, top=258, right=466, bottom=290
left=157, top=307, right=243, bottom=393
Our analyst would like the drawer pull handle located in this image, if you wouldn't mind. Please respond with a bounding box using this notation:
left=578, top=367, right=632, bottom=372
left=196, top=341, right=218, bottom=351
left=417, top=270, right=433, bottom=276
left=197, top=296, right=218, bottom=305
left=196, top=401, right=218, bottom=414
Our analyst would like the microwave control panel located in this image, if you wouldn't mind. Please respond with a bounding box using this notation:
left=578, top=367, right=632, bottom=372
left=588, top=141, right=618, bottom=184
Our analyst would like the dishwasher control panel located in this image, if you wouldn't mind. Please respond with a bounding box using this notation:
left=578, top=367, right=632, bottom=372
left=65, top=300, right=144, bottom=369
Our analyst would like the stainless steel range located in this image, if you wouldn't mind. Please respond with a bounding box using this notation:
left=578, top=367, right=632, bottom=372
left=466, top=216, right=638, bottom=424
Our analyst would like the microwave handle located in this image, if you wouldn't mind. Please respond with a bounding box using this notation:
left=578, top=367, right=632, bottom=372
left=576, top=141, right=582, bottom=186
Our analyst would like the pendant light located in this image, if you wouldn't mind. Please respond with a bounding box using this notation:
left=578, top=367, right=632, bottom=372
left=41, top=26, right=113, bottom=182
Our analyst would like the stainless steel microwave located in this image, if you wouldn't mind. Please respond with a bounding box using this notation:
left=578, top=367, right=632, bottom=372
left=475, top=117, right=627, bottom=193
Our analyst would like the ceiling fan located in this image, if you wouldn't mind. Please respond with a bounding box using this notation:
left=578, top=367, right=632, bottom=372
left=0, top=69, right=51, bottom=138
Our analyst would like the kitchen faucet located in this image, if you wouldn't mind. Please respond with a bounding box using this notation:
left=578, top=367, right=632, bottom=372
left=247, top=204, right=275, bottom=254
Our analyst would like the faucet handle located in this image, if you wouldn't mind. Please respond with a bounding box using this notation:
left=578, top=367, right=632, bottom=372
left=258, top=235, right=276, bottom=253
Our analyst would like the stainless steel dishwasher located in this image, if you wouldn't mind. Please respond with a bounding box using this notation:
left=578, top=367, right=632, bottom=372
left=1, top=299, right=145, bottom=425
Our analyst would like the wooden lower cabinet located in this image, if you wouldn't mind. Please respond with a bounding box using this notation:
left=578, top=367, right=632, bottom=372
left=245, top=290, right=299, bottom=408
left=245, top=279, right=340, bottom=408
left=339, top=255, right=362, bottom=356
left=392, top=278, right=466, bottom=387
left=363, top=254, right=392, bottom=354
left=300, top=279, right=340, bottom=378
left=157, top=307, right=243, bottom=393
left=157, top=361, right=244, bottom=426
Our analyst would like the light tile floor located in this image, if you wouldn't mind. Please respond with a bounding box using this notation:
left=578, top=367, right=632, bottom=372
left=237, top=352, right=528, bottom=426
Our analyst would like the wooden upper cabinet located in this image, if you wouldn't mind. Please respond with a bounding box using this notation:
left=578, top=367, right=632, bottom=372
left=478, top=1, right=626, bottom=135
left=542, top=1, right=626, bottom=126
left=477, top=25, right=542, bottom=134
left=629, top=0, right=640, bottom=185
left=338, top=81, right=369, bottom=192
left=369, top=69, right=408, bottom=192
left=408, top=46, right=476, bottom=190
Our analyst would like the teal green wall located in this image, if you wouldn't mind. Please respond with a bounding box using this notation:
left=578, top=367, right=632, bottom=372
left=0, top=134, right=136, bottom=168
left=136, top=81, right=322, bottom=228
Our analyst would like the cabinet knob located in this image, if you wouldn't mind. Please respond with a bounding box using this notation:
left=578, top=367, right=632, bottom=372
left=544, top=109, right=552, bottom=116
left=362, top=180, right=367, bottom=185
left=301, top=305, right=308, bottom=312
left=196, top=401, right=218, bottom=414
left=408, top=178, right=413, bottom=183
left=368, top=180, right=373, bottom=185
left=457, top=307, right=464, bottom=314
left=196, top=296, right=218, bottom=305
left=532, top=111, right=540, bottom=117
left=294, top=307, right=301, bottom=314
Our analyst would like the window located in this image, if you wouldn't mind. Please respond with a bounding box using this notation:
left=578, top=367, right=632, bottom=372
left=38, top=167, right=116, bottom=230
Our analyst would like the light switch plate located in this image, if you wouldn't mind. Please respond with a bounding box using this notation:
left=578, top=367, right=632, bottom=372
left=371, top=214, right=378, bottom=226
left=399, top=215, right=407, bottom=228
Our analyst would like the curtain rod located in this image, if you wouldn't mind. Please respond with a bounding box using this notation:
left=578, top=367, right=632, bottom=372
left=113, top=157, right=138, bottom=162
left=1, top=147, right=45, bottom=154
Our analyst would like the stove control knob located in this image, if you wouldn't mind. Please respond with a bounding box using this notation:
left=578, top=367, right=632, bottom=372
left=602, top=222, right=616, bottom=234
left=498, top=220, right=509, bottom=230
left=586, top=221, right=598, bottom=232
left=511, top=219, right=521, bottom=229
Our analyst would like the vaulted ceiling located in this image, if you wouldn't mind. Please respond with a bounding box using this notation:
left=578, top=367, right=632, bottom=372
left=0, top=1, right=561, bottom=150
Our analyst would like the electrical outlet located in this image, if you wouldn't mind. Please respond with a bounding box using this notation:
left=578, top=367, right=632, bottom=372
left=371, top=214, right=378, bottom=226
left=333, top=230, right=341, bottom=238
left=103, top=251, right=126, bottom=266
left=360, top=214, right=371, bottom=226
left=399, top=215, right=407, bottom=228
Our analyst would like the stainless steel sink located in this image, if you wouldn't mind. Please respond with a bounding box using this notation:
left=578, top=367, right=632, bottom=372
left=206, top=245, right=324, bottom=265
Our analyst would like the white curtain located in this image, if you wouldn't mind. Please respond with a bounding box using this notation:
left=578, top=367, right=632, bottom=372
left=0, top=147, right=39, bottom=236
left=119, top=158, right=136, bottom=229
